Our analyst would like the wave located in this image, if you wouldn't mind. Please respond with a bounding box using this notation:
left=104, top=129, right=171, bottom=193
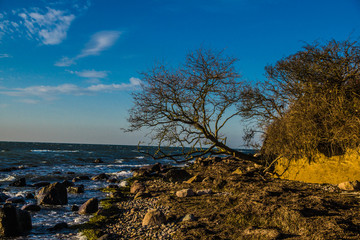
left=31, top=149, right=80, bottom=153
left=0, top=175, right=16, bottom=182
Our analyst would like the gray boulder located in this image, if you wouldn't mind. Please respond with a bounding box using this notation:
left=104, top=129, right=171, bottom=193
left=0, top=204, right=32, bottom=237
left=37, top=182, right=68, bottom=205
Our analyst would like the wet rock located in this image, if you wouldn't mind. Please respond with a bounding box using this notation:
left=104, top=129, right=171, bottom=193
left=21, top=204, right=41, bottom=212
left=163, top=169, right=191, bottom=183
left=67, top=185, right=84, bottom=194
left=338, top=180, right=360, bottom=191
left=48, top=222, right=68, bottom=231
left=0, top=193, right=10, bottom=202
left=176, top=189, right=195, bottom=198
left=37, top=182, right=68, bottom=205
left=142, top=209, right=166, bottom=226
left=91, top=173, right=109, bottom=181
left=67, top=171, right=75, bottom=175
left=78, top=198, right=98, bottom=214
left=242, top=227, right=281, bottom=240
left=25, top=193, right=35, bottom=199
left=53, top=171, right=61, bottom=174
left=9, top=177, right=26, bottom=187
left=72, top=176, right=90, bottom=182
left=196, top=189, right=213, bottom=196
left=32, top=181, right=50, bottom=188
left=6, top=197, right=25, bottom=204
left=71, top=205, right=79, bottom=211
left=0, top=204, right=32, bottom=237
left=130, top=181, right=145, bottom=194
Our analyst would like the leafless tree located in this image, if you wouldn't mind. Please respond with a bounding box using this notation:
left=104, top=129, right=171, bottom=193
left=126, top=48, right=257, bottom=162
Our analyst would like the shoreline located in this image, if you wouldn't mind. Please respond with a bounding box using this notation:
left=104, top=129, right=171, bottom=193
left=75, top=156, right=360, bottom=240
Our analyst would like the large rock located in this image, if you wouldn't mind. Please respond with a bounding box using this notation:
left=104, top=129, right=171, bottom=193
left=163, top=169, right=191, bottom=183
left=338, top=180, right=360, bottom=191
left=37, top=182, right=68, bottom=205
left=0, top=204, right=32, bottom=237
left=142, top=209, right=166, bottom=226
left=78, top=198, right=98, bottom=215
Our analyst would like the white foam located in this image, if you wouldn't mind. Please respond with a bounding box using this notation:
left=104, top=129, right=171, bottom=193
left=109, top=170, right=132, bottom=178
left=31, top=149, right=80, bottom=153
left=115, top=159, right=124, bottom=163
left=0, top=175, right=16, bottom=182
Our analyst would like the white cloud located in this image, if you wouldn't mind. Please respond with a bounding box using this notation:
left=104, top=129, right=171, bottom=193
left=0, top=77, right=142, bottom=102
left=71, top=69, right=109, bottom=79
left=19, top=8, right=75, bottom=45
left=78, top=31, right=121, bottom=58
left=55, top=30, right=121, bottom=67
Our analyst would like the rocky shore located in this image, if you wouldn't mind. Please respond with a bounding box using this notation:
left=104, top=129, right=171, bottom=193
left=75, top=156, right=360, bottom=240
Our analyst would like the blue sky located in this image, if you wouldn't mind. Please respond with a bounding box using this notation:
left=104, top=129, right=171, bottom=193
left=0, top=0, right=359, bottom=146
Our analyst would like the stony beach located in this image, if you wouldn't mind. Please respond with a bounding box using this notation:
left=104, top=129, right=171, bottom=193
left=72, top=156, right=360, bottom=240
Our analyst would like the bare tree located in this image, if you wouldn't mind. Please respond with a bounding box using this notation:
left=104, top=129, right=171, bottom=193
left=126, top=48, right=256, bottom=162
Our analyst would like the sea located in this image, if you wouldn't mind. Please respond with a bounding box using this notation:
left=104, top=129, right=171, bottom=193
left=0, top=141, right=254, bottom=239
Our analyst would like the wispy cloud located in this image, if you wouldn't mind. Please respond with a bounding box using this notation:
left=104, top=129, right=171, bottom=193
left=0, top=54, right=11, bottom=58
left=19, top=8, right=75, bottom=45
left=78, top=31, right=121, bottom=58
left=0, top=77, right=142, bottom=102
left=55, top=31, right=121, bottom=66
left=69, top=69, right=109, bottom=79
